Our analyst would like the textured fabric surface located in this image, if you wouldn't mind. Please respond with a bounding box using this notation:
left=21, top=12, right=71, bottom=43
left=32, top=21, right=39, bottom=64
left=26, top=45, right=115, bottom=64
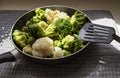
left=0, top=10, right=120, bottom=78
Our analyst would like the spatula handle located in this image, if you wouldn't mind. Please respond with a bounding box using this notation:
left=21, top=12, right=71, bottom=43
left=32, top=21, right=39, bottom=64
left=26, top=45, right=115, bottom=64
left=113, top=34, right=120, bottom=43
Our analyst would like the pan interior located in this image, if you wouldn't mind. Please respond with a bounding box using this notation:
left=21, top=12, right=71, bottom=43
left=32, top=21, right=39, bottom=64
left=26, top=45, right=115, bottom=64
left=11, top=6, right=90, bottom=60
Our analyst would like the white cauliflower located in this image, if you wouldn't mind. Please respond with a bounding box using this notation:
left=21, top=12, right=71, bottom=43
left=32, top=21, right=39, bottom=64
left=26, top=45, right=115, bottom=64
left=53, top=47, right=64, bottom=58
left=32, top=37, right=54, bottom=58
left=45, top=9, right=70, bottom=24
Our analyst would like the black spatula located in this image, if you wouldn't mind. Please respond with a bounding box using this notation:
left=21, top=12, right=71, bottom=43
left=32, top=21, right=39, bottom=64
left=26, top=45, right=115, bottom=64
left=78, top=23, right=120, bottom=43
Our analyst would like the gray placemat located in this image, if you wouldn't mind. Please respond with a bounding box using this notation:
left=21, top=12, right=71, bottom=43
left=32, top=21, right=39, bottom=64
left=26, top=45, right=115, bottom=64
left=0, top=10, right=120, bottom=78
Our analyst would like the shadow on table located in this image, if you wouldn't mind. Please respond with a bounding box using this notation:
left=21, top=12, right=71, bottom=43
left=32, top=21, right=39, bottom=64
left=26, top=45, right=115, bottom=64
left=1, top=43, right=120, bottom=78
left=0, top=43, right=100, bottom=78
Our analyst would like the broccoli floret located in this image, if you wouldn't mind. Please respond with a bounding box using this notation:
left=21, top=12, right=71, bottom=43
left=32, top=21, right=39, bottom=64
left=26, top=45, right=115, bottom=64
left=62, top=35, right=75, bottom=50
left=39, top=21, right=48, bottom=29
left=54, top=40, right=62, bottom=48
left=13, top=30, right=27, bottom=47
left=55, top=18, right=72, bottom=37
left=12, top=30, right=35, bottom=48
left=61, top=34, right=85, bottom=53
left=44, top=23, right=59, bottom=39
left=26, top=8, right=46, bottom=25
left=72, top=39, right=85, bottom=53
left=28, top=21, right=48, bottom=38
left=70, top=11, right=87, bottom=33
left=25, top=33, right=35, bottom=44
left=28, top=24, right=43, bottom=38
left=23, top=45, right=32, bottom=55
left=62, top=50, right=71, bottom=56
left=71, top=34, right=86, bottom=52
left=44, top=18, right=73, bottom=40
left=22, top=26, right=29, bottom=32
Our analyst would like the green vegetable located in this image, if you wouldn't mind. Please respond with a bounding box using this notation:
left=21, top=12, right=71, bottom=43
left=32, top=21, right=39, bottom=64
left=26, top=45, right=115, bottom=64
left=72, top=34, right=86, bottom=52
left=54, top=40, right=62, bottom=48
left=62, top=35, right=75, bottom=50
left=13, top=8, right=87, bottom=57
left=44, top=23, right=59, bottom=39
left=26, top=8, right=46, bottom=25
left=62, top=34, right=86, bottom=53
left=62, top=50, right=71, bottom=56
left=54, top=18, right=72, bottom=37
left=39, top=21, right=48, bottom=29
left=23, top=45, right=32, bottom=55
left=28, top=21, right=48, bottom=38
left=13, top=30, right=27, bottom=47
left=70, top=11, right=87, bottom=33
left=22, top=26, right=29, bottom=32
left=12, top=30, right=35, bottom=48
left=26, top=35, right=35, bottom=44
left=72, top=39, right=85, bottom=52
left=44, top=18, right=72, bottom=40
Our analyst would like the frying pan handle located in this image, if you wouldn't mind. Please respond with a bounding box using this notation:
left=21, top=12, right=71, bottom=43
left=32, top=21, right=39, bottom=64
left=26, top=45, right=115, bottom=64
left=0, top=49, right=21, bottom=63
left=113, top=34, right=120, bottom=43
left=0, top=52, right=16, bottom=63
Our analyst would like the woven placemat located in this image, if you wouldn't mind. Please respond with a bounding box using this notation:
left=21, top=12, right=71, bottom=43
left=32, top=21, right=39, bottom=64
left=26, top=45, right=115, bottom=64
left=0, top=10, right=120, bottom=78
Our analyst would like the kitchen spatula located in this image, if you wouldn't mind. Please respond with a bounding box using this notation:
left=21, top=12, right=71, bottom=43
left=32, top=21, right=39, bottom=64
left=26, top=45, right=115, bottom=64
left=78, top=23, right=120, bottom=43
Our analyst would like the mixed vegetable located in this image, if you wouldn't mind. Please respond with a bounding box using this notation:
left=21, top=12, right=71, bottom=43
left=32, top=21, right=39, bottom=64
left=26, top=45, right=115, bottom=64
left=12, top=8, right=87, bottom=58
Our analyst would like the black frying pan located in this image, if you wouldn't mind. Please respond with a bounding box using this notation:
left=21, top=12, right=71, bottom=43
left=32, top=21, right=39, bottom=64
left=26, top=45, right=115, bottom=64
left=0, top=5, right=91, bottom=64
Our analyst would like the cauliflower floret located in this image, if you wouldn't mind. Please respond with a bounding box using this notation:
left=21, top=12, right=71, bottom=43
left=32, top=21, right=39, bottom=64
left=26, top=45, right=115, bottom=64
left=59, top=12, right=70, bottom=19
left=32, top=37, right=54, bottom=58
left=45, top=9, right=70, bottom=24
left=53, top=47, right=64, bottom=58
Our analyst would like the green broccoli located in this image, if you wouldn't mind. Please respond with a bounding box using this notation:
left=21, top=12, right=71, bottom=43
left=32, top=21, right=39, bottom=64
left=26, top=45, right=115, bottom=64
left=70, top=11, right=87, bottom=33
left=26, top=8, right=46, bottom=25
left=71, top=34, right=86, bottom=52
left=62, top=50, right=71, bottom=56
left=38, top=21, right=48, bottom=29
left=12, top=30, right=35, bottom=48
left=44, top=18, right=73, bottom=40
left=62, top=35, right=75, bottom=50
left=25, top=33, right=35, bottom=44
left=13, top=30, right=27, bottom=47
left=72, top=39, right=85, bottom=53
left=28, top=21, right=48, bottom=38
left=54, top=18, right=72, bottom=37
left=22, top=26, right=29, bottom=32
left=61, top=34, right=85, bottom=53
left=54, top=40, right=62, bottom=48
left=44, top=23, right=60, bottom=39
left=23, top=45, right=32, bottom=55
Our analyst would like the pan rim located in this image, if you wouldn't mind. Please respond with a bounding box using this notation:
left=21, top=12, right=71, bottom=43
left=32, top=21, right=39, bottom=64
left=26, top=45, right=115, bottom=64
left=11, top=5, right=91, bottom=60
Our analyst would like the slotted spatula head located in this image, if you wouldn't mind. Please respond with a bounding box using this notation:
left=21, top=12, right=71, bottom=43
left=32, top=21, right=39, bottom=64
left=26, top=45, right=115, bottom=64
left=78, top=23, right=115, bottom=43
